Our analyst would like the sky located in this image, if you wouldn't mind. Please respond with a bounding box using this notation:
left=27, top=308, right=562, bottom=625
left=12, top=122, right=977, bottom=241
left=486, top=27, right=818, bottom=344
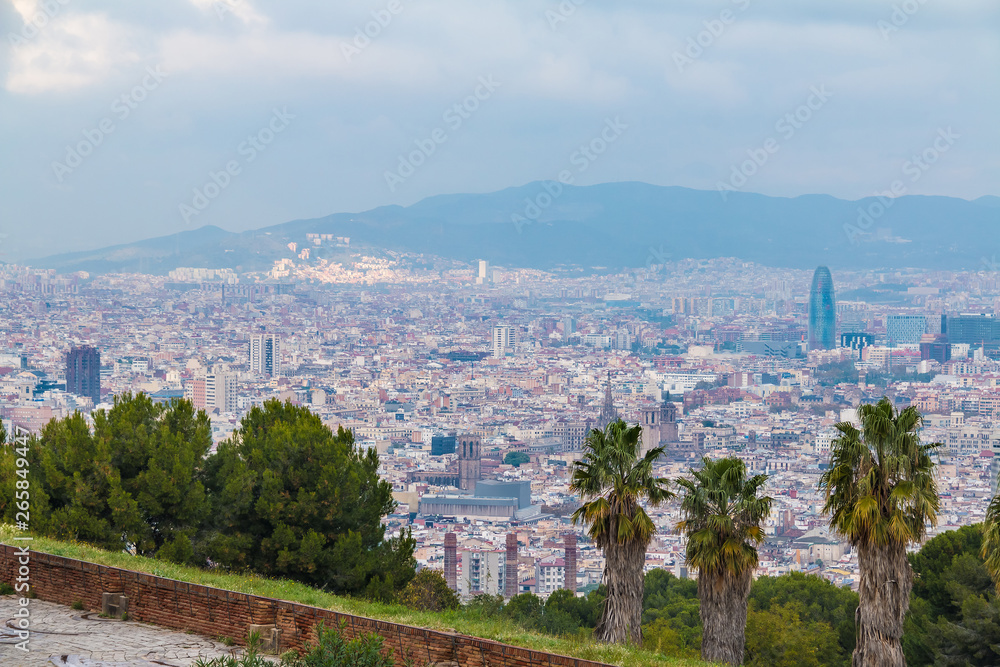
left=1, top=0, right=997, bottom=260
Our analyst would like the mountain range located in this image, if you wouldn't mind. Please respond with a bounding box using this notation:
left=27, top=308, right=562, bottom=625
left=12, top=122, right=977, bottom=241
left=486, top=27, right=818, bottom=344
left=30, top=182, right=1000, bottom=275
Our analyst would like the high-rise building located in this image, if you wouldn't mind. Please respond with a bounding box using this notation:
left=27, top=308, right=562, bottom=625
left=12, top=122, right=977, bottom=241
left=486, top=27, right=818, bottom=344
left=459, top=549, right=506, bottom=599
left=808, top=266, right=836, bottom=350
left=887, top=315, right=927, bottom=344
left=476, top=260, right=492, bottom=285
left=210, top=366, right=231, bottom=411
left=248, top=333, right=280, bottom=376
left=491, top=325, right=517, bottom=358
left=945, top=314, right=1000, bottom=345
left=66, top=345, right=101, bottom=405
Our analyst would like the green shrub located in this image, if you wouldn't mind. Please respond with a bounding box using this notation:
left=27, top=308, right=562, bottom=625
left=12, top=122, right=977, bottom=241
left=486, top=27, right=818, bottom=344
left=398, top=569, right=459, bottom=612
left=280, top=622, right=394, bottom=667
left=196, top=633, right=271, bottom=667
left=71, top=600, right=84, bottom=610
left=0, top=582, right=14, bottom=595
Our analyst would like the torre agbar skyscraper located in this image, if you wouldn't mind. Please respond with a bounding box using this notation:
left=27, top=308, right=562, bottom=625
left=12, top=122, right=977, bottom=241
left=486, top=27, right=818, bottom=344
left=809, top=266, right=837, bottom=350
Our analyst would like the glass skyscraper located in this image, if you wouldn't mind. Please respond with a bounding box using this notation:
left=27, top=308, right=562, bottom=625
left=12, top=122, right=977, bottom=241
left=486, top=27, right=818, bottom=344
left=808, top=266, right=836, bottom=350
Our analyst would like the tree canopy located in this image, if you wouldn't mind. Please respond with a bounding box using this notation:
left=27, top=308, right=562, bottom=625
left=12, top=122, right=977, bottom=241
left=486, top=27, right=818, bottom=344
left=1, top=393, right=212, bottom=561
left=201, top=399, right=415, bottom=598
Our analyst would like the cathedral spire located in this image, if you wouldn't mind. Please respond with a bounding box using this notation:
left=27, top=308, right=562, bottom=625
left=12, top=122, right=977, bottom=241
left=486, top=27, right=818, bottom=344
left=599, top=371, right=618, bottom=429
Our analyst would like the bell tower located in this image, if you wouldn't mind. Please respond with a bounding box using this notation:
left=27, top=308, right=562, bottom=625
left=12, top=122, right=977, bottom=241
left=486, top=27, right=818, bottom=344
left=458, top=433, right=482, bottom=491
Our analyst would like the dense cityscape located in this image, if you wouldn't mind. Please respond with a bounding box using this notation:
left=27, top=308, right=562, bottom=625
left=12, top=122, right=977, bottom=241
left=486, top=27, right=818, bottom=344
left=4, top=252, right=999, bottom=601
left=4, top=0, right=997, bottom=664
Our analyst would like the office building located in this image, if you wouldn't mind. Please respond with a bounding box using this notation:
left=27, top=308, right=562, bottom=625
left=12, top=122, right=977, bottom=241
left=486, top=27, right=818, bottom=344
left=476, top=260, right=491, bottom=285
left=188, top=364, right=238, bottom=413
left=887, top=315, right=926, bottom=344
left=920, top=334, right=951, bottom=364
left=808, top=266, right=836, bottom=350
left=841, top=332, right=874, bottom=359
left=491, top=325, right=517, bottom=358
left=66, top=345, right=101, bottom=405
left=946, top=314, right=1000, bottom=345
left=430, top=432, right=456, bottom=456
left=249, top=333, right=280, bottom=376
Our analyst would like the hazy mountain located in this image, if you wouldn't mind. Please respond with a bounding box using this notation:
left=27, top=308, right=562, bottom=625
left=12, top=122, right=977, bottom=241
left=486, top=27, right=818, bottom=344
left=32, top=182, right=999, bottom=275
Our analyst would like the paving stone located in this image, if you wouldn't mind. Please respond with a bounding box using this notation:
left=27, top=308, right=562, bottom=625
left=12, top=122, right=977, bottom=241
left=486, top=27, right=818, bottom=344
left=0, top=599, right=272, bottom=666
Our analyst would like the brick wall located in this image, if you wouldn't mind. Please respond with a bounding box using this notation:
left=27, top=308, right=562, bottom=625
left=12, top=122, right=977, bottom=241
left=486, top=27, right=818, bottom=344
left=0, top=545, right=612, bottom=667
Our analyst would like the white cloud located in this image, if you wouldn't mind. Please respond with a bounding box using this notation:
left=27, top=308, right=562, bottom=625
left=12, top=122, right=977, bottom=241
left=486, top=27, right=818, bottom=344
left=6, top=12, right=141, bottom=94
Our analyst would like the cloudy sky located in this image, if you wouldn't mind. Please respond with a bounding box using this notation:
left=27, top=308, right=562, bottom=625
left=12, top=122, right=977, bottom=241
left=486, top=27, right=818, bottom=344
left=1, top=0, right=997, bottom=259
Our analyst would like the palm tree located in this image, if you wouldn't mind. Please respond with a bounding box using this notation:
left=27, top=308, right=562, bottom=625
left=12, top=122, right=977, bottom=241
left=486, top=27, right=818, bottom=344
left=676, top=456, right=771, bottom=666
left=570, top=418, right=673, bottom=644
left=818, top=398, right=939, bottom=666
left=981, top=494, right=1000, bottom=593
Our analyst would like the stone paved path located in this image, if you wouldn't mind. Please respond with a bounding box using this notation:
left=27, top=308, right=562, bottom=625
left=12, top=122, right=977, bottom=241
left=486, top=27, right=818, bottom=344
left=0, top=598, right=270, bottom=666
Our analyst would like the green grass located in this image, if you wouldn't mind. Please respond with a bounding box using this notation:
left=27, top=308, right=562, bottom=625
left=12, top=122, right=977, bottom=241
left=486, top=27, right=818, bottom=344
left=0, top=526, right=710, bottom=667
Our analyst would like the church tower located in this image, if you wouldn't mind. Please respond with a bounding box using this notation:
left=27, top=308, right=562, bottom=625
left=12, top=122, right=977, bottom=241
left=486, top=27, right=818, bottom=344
left=640, top=401, right=679, bottom=455
left=458, top=433, right=482, bottom=491
left=598, top=371, right=619, bottom=429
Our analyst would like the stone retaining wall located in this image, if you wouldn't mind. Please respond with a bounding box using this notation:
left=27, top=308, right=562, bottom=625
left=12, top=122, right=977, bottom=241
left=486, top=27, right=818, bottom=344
left=0, top=544, right=612, bottom=667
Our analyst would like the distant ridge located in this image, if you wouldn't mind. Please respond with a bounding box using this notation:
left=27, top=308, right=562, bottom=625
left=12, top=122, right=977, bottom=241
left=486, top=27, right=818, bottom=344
left=31, top=182, right=1000, bottom=275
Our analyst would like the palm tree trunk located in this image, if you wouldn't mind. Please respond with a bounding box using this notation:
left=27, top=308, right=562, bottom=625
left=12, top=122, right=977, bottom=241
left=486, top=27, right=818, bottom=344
left=698, top=568, right=751, bottom=666
left=595, top=536, right=645, bottom=644
left=853, top=540, right=912, bottom=666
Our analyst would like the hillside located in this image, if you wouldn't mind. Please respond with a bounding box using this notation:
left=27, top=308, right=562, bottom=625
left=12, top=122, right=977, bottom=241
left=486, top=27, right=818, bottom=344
left=30, top=182, right=1000, bottom=275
